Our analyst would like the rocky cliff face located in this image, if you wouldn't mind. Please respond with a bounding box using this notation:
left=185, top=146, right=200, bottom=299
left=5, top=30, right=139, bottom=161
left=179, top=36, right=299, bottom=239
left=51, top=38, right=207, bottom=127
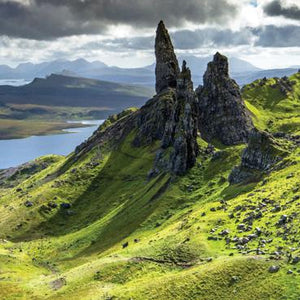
left=229, top=129, right=288, bottom=184
left=156, top=61, right=199, bottom=175
left=75, top=22, right=255, bottom=177
left=134, top=22, right=199, bottom=175
left=197, top=52, right=254, bottom=145
left=155, top=21, right=180, bottom=94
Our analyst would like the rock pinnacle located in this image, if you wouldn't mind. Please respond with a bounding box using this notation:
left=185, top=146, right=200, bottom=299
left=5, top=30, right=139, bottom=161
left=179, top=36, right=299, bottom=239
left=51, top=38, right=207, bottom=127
left=155, top=20, right=180, bottom=94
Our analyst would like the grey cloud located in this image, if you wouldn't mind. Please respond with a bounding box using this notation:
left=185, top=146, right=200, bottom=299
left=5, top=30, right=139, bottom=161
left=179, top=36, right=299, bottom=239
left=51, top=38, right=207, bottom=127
left=255, top=25, right=300, bottom=47
left=264, top=0, right=300, bottom=20
left=172, top=29, right=253, bottom=49
left=81, top=25, right=300, bottom=52
left=0, top=0, right=238, bottom=40
left=0, top=1, right=103, bottom=40
left=84, top=28, right=253, bottom=52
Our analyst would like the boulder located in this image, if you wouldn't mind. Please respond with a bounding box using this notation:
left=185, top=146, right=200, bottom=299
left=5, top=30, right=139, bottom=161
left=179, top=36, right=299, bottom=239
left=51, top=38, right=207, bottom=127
left=268, top=265, right=280, bottom=273
left=60, top=203, right=71, bottom=209
left=24, top=201, right=33, bottom=207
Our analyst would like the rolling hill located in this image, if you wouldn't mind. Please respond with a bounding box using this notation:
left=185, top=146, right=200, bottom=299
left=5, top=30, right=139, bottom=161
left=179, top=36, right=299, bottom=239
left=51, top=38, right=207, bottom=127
left=1, top=21, right=300, bottom=300
left=1, top=56, right=297, bottom=88
left=0, top=74, right=153, bottom=108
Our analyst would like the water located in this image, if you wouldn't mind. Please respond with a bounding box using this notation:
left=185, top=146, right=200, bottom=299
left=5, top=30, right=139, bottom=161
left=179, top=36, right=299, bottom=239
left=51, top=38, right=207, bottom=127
left=0, top=79, right=30, bottom=86
left=0, top=120, right=104, bottom=169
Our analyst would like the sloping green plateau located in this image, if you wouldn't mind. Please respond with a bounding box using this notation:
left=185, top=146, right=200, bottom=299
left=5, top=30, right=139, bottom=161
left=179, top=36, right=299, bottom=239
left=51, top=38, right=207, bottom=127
left=1, top=74, right=300, bottom=299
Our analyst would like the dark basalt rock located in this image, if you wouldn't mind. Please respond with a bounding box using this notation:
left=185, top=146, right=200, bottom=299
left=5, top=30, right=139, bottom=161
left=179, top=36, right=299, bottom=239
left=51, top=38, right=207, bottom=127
left=269, top=265, right=280, bottom=273
left=239, top=129, right=284, bottom=170
left=135, top=60, right=199, bottom=176
left=133, top=22, right=199, bottom=176
left=162, top=61, right=199, bottom=175
left=197, top=52, right=253, bottom=145
left=229, top=129, right=288, bottom=184
left=71, top=22, right=257, bottom=178
left=155, top=20, right=180, bottom=94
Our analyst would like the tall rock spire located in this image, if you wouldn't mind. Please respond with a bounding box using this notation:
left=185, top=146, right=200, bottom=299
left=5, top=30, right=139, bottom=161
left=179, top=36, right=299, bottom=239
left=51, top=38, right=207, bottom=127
left=155, top=20, right=180, bottom=94
left=134, top=23, right=199, bottom=176
left=197, top=52, right=254, bottom=145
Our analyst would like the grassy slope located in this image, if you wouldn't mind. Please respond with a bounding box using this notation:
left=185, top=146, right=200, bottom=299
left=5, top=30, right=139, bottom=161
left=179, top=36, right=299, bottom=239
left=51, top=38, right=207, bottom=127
left=243, top=72, right=300, bottom=134
left=1, top=74, right=300, bottom=299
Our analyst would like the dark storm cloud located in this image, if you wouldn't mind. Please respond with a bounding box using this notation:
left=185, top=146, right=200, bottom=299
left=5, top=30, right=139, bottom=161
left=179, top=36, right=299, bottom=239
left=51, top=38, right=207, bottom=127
left=0, top=1, right=103, bottom=39
left=255, top=25, right=300, bottom=47
left=0, top=0, right=238, bottom=40
left=264, top=0, right=300, bottom=20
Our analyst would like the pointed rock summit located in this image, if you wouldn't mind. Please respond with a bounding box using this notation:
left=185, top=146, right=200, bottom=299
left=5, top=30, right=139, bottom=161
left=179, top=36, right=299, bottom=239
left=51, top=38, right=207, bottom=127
left=155, top=21, right=180, bottom=94
left=77, top=22, right=256, bottom=178
left=197, top=52, right=254, bottom=145
left=134, top=25, right=198, bottom=175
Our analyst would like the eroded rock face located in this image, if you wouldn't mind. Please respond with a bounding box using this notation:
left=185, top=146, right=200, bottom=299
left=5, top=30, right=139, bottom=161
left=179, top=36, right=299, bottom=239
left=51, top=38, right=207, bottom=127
left=197, top=52, right=253, bottom=145
left=229, top=129, right=287, bottom=184
left=160, top=61, right=199, bottom=175
left=75, top=22, right=257, bottom=178
left=135, top=59, right=199, bottom=176
left=134, top=21, right=199, bottom=176
left=155, top=20, right=180, bottom=94
left=240, top=129, right=284, bottom=170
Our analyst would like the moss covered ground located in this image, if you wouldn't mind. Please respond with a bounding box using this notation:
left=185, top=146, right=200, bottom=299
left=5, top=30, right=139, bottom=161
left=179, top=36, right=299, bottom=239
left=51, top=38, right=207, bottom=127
left=1, top=73, right=300, bottom=299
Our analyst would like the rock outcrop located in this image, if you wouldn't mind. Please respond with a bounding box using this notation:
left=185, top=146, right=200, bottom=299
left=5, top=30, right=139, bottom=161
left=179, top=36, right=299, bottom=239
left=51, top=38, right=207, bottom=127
left=158, top=60, right=199, bottom=175
left=74, top=22, right=257, bottom=178
left=229, top=129, right=288, bottom=184
left=134, top=60, right=199, bottom=175
left=197, top=52, right=254, bottom=145
left=155, top=21, right=180, bottom=94
left=134, top=22, right=199, bottom=176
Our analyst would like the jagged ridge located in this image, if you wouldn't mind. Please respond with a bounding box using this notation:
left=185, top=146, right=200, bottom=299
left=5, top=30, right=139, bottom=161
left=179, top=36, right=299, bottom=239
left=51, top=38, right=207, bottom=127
left=76, top=21, right=254, bottom=176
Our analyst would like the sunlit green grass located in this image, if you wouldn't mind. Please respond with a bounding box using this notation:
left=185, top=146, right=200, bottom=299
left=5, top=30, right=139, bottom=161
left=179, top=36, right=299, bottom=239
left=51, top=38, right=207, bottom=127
left=1, top=73, right=300, bottom=299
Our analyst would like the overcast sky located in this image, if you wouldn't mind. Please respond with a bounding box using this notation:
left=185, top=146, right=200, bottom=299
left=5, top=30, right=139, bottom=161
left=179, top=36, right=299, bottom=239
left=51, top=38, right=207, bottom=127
left=0, top=0, right=300, bottom=69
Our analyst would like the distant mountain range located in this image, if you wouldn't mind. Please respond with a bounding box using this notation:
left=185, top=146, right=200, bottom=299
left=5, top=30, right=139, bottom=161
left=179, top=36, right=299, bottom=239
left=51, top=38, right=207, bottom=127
left=1, top=57, right=298, bottom=87
left=0, top=74, right=153, bottom=109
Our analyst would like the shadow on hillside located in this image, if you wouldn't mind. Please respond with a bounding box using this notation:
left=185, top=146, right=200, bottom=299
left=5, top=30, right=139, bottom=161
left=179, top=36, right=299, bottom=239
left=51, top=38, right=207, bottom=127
left=15, top=147, right=170, bottom=257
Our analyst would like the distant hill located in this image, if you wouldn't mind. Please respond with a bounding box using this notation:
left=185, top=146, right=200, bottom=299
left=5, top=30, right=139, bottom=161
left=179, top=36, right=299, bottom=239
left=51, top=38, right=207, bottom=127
left=177, top=56, right=298, bottom=86
left=0, top=74, right=154, bottom=109
left=177, top=55, right=262, bottom=86
left=0, top=59, right=108, bottom=80
left=0, top=57, right=298, bottom=88
left=233, top=68, right=299, bottom=86
left=0, top=58, right=154, bottom=86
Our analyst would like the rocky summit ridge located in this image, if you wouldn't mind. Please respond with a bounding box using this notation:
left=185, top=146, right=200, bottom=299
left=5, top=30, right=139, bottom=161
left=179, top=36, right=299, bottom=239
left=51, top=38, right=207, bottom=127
left=76, top=21, right=257, bottom=177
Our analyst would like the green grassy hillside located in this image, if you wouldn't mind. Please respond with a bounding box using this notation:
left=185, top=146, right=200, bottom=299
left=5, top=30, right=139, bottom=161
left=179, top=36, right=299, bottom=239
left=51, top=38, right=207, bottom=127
left=1, top=73, right=300, bottom=299
left=0, top=74, right=153, bottom=108
left=0, top=74, right=153, bottom=139
left=243, top=72, right=300, bottom=134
